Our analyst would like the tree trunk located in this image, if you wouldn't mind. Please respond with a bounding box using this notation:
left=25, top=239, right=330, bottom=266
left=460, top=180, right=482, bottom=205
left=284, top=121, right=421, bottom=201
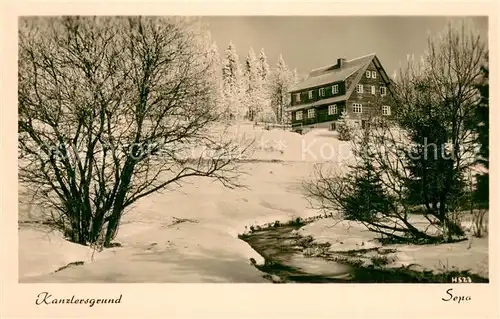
left=104, top=160, right=135, bottom=246
left=104, top=214, right=122, bottom=247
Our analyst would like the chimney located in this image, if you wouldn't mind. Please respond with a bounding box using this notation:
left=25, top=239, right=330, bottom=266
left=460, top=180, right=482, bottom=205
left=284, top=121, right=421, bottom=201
left=337, top=58, right=346, bottom=68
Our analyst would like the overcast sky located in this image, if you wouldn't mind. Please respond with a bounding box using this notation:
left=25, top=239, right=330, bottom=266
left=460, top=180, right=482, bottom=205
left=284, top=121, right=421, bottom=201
left=201, top=16, right=488, bottom=77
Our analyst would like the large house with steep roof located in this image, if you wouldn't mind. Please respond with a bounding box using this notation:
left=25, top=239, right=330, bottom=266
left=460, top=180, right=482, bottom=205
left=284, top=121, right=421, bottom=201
left=287, top=53, right=394, bottom=133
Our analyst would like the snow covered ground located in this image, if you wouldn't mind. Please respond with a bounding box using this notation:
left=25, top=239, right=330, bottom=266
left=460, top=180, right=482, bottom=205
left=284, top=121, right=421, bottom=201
left=19, top=160, right=317, bottom=282
left=299, top=215, right=489, bottom=278
left=18, top=122, right=489, bottom=282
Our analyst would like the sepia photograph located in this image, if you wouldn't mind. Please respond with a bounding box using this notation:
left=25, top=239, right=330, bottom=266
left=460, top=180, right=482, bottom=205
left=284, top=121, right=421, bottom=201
left=2, top=0, right=499, bottom=316
left=16, top=14, right=490, bottom=286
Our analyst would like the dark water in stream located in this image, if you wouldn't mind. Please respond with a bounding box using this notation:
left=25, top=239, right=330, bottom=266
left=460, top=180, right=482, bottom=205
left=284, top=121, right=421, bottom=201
left=241, top=225, right=353, bottom=283
left=240, top=225, right=489, bottom=284
left=241, top=226, right=351, bottom=283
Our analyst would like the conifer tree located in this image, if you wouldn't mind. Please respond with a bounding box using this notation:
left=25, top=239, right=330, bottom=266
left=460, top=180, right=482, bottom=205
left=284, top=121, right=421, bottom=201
left=222, top=41, right=244, bottom=120
left=208, top=42, right=225, bottom=119
left=243, top=47, right=260, bottom=121
left=292, top=68, right=300, bottom=84
left=257, top=48, right=270, bottom=84
left=269, top=54, right=292, bottom=124
left=470, top=55, right=489, bottom=207
left=342, top=129, right=391, bottom=222
left=336, top=111, right=352, bottom=141
left=251, top=48, right=271, bottom=122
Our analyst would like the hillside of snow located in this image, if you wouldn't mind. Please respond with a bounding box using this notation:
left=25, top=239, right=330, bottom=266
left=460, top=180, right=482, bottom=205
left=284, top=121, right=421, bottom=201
left=18, top=122, right=488, bottom=282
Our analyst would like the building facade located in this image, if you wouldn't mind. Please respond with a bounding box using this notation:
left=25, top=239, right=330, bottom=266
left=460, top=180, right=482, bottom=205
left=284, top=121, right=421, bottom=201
left=287, top=53, right=394, bottom=133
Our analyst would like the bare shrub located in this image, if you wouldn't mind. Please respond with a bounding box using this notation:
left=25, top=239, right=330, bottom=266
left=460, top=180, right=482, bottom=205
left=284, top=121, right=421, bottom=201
left=18, top=16, right=250, bottom=246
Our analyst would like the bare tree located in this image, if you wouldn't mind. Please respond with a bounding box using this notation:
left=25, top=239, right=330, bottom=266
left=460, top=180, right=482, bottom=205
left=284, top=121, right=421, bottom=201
left=305, top=121, right=443, bottom=244
left=398, top=20, right=486, bottom=239
left=18, top=16, right=250, bottom=247
left=304, top=19, right=487, bottom=243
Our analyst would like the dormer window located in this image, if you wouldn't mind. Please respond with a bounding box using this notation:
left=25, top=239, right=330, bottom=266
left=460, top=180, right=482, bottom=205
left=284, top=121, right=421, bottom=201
left=308, top=90, right=313, bottom=99
left=332, top=84, right=339, bottom=95
left=295, top=93, right=301, bottom=102
left=319, top=88, right=325, bottom=97
left=366, top=71, right=371, bottom=78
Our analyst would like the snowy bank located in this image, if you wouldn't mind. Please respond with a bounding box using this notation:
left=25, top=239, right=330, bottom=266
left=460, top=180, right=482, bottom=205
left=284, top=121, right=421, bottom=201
left=298, top=215, right=489, bottom=278
left=19, top=225, right=95, bottom=279
left=18, top=159, right=326, bottom=282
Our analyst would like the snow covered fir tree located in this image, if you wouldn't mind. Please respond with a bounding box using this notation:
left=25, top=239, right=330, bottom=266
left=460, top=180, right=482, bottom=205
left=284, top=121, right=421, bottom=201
left=336, top=111, right=352, bottom=141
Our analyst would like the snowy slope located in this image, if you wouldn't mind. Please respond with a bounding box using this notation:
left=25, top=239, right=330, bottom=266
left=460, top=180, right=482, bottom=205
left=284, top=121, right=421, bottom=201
left=19, top=122, right=336, bottom=283
left=19, top=161, right=322, bottom=282
left=18, top=122, right=489, bottom=282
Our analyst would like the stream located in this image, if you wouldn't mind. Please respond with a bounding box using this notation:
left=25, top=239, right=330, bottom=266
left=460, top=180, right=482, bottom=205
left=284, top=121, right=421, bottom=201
left=240, top=225, right=354, bottom=283
left=240, top=224, right=490, bottom=283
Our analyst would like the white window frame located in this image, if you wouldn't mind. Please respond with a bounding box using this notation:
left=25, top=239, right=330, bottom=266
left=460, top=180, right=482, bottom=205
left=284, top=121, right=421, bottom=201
left=371, top=85, right=376, bottom=95
left=366, top=71, right=371, bottom=78
left=332, top=84, right=339, bottom=94
left=319, top=88, right=325, bottom=97
left=296, top=110, right=303, bottom=120
left=382, top=105, right=391, bottom=116
left=356, top=84, right=363, bottom=94
left=308, top=90, right=313, bottom=99
left=295, top=93, right=301, bottom=102
left=307, top=108, right=315, bottom=119
left=372, top=71, right=377, bottom=78
left=352, top=103, right=363, bottom=114
left=328, top=104, right=337, bottom=115
left=380, top=86, right=387, bottom=96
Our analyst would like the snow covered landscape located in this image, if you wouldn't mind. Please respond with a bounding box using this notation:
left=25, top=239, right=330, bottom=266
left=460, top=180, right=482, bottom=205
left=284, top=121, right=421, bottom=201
left=19, top=123, right=489, bottom=283
left=16, top=16, right=489, bottom=285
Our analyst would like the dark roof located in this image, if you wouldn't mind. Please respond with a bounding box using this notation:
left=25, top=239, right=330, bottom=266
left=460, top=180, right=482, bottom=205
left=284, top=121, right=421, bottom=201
left=289, top=53, right=376, bottom=93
